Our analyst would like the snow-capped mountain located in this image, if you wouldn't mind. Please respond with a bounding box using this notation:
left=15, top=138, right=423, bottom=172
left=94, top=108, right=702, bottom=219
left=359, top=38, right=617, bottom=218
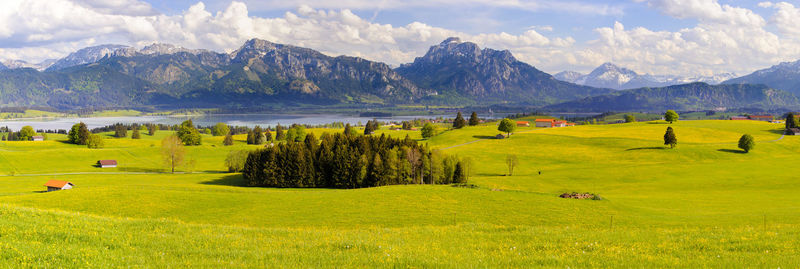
left=556, top=63, right=735, bottom=90
left=1, top=59, right=56, bottom=71
left=47, top=44, right=132, bottom=71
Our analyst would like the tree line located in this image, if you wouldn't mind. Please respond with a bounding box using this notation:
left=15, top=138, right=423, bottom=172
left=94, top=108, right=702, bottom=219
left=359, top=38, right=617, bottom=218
left=241, top=131, right=469, bottom=188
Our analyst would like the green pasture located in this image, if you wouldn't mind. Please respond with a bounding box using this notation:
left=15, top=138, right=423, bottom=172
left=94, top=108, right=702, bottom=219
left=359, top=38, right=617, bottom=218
left=0, top=119, right=798, bottom=267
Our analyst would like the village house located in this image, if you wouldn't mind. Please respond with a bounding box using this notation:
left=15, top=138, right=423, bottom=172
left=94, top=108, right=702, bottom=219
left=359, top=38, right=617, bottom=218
left=32, top=136, right=44, bottom=141
left=97, top=160, right=117, bottom=168
left=516, top=121, right=530, bottom=127
left=748, top=115, right=774, bottom=121
left=44, top=180, right=74, bottom=192
left=535, top=119, right=573, bottom=128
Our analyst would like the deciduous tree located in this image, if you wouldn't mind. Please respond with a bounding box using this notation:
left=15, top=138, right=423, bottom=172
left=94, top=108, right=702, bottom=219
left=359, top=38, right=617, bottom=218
left=505, top=154, right=518, bottom=176
left=738, top=134, right=755, bottom=153
left=498, top=118, right=516, bottom=137
left=162, top=135, right=185, bottom=173
left=665, top=110, right=679, bottom=124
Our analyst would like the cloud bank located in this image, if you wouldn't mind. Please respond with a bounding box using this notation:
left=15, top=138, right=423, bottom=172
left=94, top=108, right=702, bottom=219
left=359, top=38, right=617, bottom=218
left=1, top=0, right=800, bottom=76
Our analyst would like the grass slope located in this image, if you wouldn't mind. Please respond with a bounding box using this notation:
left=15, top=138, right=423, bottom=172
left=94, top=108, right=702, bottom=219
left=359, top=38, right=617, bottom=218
left=0, top=119, right=798, bottom=267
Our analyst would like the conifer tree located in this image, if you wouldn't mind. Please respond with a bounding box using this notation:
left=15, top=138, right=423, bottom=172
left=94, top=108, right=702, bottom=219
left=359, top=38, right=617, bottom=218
left=468, top=112, right=480, bottom=126
left=275, top=124, right=286, bottom=141
left=664, top=126, right=677, bottom=148
left=223, top=132, right=234, bottom=146
left=131, top=128, right=141, bottom=139
left=453, top=112, right=466, bottom=129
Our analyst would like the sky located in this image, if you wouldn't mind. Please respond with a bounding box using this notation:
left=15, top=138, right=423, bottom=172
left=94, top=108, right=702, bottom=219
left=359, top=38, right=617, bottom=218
left=1, top=0, right=800, bottom=77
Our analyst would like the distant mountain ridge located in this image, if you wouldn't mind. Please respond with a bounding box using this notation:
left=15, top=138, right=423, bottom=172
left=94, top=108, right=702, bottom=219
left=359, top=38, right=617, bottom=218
left=723, top=60, right=800, bottom=97
left=0, top=38, right=793, bottom=111
left=396, top=37, right=612, bottom=105
left=556, top=63, right=736, bottom=90
left=547, top=83, right=798, bottom=112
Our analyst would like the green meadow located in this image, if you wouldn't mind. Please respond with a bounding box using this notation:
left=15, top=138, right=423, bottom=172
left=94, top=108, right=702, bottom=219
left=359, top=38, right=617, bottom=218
left=1, top=119, right=798, bottom=267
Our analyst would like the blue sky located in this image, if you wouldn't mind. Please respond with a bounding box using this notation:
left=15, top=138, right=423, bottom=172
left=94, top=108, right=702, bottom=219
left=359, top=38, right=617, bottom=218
left=2, top=0, right=800, bottom=77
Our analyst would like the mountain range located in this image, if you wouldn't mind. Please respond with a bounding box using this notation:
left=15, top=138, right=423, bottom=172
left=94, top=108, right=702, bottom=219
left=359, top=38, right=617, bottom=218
left=0, top=38, right=798, bottom=111
left=722, top=60, right=800, bottom=97
left=555, top=63, right=737, bottom=90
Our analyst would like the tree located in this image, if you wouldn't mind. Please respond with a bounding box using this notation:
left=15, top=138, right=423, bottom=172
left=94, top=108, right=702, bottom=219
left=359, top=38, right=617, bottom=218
left=498, top=118, right=517, bottom=137
left=625, top=114, right=636, bottom=123
left=131, top=128, right=141, bottom=139
left=212, top=123, right=229, bottom=136
left=665, top=110, right=679, bottom=124
left=162, top=135, right=185, bottom=173
left=505, top=154, right=518, bottom=176
left=253, top=126, right=265, bottom=145
left=421, top=123, right=436, bottom=139
left=19, top=126, right=35, bottom=141
left=147, top=124, right=158, bottom=136
left=114, top=124, right=127, bottom=138
left=275, top=124, right=286, bottom=140
left=453, top=112, right=466, bottom=129
left=225, top=150, right=249, bottom=172
left=286, top=125, right=307, bottom=142
left=246, top=130, right=255, bottom=144
left=738, top=134, right=755, bottom=153
left=787, top=113, right=797, bottom=129
left=176, top=120, right=201, bottom=146
left=664, top=126, right=677, bottom=148
left=264, top=128, right=272, bottom=142
left=223, top=133, right=234, bottom=146
left=87, top=134, right=104, bottom=149
left=343, top=124, right=354, bottom=136
left=469, top=112, right=480, bottom=126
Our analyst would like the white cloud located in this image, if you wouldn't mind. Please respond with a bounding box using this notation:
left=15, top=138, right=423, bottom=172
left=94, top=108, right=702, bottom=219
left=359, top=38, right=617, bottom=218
left=1, top=0, right=800, bottom=78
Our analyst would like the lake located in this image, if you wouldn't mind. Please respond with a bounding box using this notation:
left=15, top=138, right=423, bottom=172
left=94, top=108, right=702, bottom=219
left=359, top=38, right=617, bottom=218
left=0, top=113, right=455, bottom=130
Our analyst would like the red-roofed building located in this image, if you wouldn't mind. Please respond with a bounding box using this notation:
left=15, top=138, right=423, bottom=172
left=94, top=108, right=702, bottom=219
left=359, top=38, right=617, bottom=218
left=97, top=160, right=117, bottom=168
left=748, top=115, right=774, bottom=121
left=44, top=180, right=74, bottom=192
left=535, top=118, right=573, bottom=128
left=516, top=121, right=530, bottom=127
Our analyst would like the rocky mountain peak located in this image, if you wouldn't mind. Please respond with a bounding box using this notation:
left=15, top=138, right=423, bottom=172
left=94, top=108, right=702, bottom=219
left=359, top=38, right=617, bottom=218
left=47, top=44, right=131, bottom=71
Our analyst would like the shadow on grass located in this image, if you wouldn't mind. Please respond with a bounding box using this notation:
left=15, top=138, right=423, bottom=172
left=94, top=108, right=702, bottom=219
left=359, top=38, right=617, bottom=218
left=767, top=129, right=786, bottom=135
left=472, top=135, right=497, bottom=139
left=117, top=167, right=166, bottom=173
left=625, top=146, right=667, bottom=151
left=717, top=149, right=746, bottom=154
left=201, top=174, right=248, bottom=187
left=646, top=121, right=669, bottom=124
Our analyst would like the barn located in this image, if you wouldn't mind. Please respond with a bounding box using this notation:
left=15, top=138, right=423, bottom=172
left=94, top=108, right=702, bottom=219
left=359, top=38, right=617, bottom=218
left=97, top=160, right=118, bottom=168
left=32, top=136, right=44, bottom=141
left=44, top=180, right=74, bottom=192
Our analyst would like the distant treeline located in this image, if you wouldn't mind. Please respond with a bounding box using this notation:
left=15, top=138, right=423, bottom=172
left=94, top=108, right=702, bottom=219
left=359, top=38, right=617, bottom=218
left=242, top=132, right=469, bottom=188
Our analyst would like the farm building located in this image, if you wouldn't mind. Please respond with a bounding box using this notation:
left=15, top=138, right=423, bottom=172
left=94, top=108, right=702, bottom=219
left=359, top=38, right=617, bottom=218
left=97, top=160, right=117, bottom=168
left=44, top=180, right=74, bottom=192
left=535, top=119, right=573, bottom=128
left=32, top=136, right=44, bottom=141
left=787, top=128, right=800, bottom=136
left=516, top=121, right=530, bottom=127
left=748, top=115, right=774, bottom=121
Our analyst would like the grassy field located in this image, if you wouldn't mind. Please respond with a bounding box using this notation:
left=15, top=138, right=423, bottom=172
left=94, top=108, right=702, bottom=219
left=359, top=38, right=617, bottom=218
left=0, top=119, right=798, bottom=267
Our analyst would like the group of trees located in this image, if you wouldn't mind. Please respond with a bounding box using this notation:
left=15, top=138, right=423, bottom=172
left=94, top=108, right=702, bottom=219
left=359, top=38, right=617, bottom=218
left=452, top=111, right=481, bottom=129
left=786, top=113, right=799, bottom=130
left=176, top=120, right=202, bottom=146
left=1, top=126, right=42, bottom=141
left=242, top=131, right=469, bottom=188
left=364, top=120, right=380, bottom=134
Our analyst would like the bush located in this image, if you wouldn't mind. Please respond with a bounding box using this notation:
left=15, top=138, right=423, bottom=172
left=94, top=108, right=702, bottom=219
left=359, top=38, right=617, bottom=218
left=87, top=134, right=104, bottom=149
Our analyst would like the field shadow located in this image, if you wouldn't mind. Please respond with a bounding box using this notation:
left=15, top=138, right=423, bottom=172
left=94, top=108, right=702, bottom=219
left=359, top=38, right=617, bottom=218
left=201, top=174, right=248, bottom=187
left=625, top=146, right=666, bottom=151
left=117, top=167, right=166, bottom=173
left=646, top=121, right=669, bottom=124
left=472, top=135, right=497, bottom=139
left=766, top=129, right=785, bottom=135
left=717, top=149, right=746, bottom=154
